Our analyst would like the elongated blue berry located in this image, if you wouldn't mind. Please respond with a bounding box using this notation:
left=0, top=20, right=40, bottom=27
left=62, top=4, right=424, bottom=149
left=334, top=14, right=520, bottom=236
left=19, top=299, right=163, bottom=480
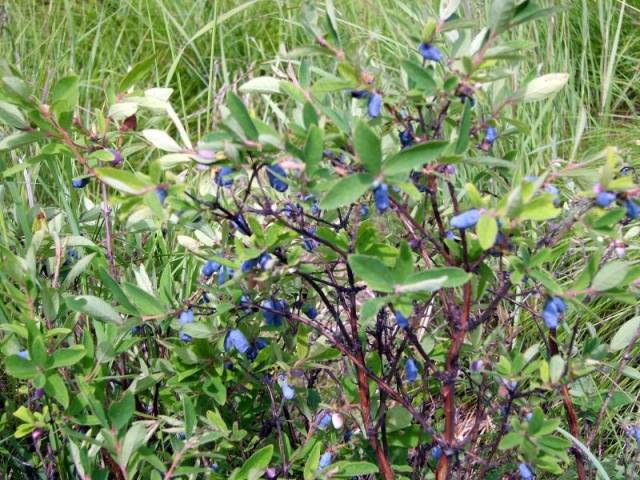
left=280, top=379, right=295, bottom=400
left=303, top=304, right=318, bottom=319
left=395, top=311, right=409, bottom=329
left=17, top=350, right=29, bottom=359
left=431, top=445, right=442, bottom=460
left=258, top=252, right=275, bottom=270
left=239, top=294, right=252, bottom=313
left=179, top=309, right=194, bottom=325
left=596, top=191, right=616, bottom=208
left=202, top=260, right=221, bottom=278
left=518, top=463, right=534, bottom=480
left=367, top=92, right=383, bottom=118
left=318, top=452, right=333, bottom=471
left=311, top=200, right=320, bottom=216
left=254, top=338, right=269, bottom=350
left=450, top=209, right=480, bottom=229
left=231, top=214, right=251, bottom=235
left=317, top=412, right=332, bottom=430
left=405, top=358, right=418, bottom=382
left=485, top=127, right=497, bottom=144
left=217, top=266, right=234, bottom=285
left=350, top=89, right=370, bottom=99
left=224, top=329, right=250, bottom=354
left=374, top=183, right=389, bottom=213
left=360, top=204, right=370, bottom=218
left=418, top=43, right=442, bottom=62
left=179, top=331, right=192, bottom=343
left=215, top=166, right=233, bottom=187
left=266, top=164, right=288, bottom=192
left=72, top=177, right=91, bottom=188
left=624, top=199, right=639, bottom=219
left=399, top=125, right=414, bottom=149
left=542, top=296, right=565, bottom=329
left=262, top=299, right=287, bottom=326
left=241, top=257, right=260, bottom=273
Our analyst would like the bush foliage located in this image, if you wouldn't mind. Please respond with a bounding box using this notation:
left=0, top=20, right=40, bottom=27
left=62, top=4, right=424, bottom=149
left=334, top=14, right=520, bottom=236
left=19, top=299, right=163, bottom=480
left=1, top=1, right=639, bottom=479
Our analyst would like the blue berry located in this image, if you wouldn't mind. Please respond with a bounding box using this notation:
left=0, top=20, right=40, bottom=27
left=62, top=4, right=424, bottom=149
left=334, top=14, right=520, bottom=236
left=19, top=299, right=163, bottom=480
left=311, top=200, right=320, bottom=216
left=231, top=214, right=251, bottom=235
left=177, top=432, right=186, bottom=440
left=399, top=125, right=414, bottom=149
left=217, top=266, right=234, bottom=285
left=266, top=164, right=288, bottom=192
left=262, top=299, right=288, bottom=326
left=445, top=230, right=455, bottom=240
left=350, top=89, right=370, bottom=99
left=518, top=463, right=534, bottom=480
left=542, top=296, right=565, bottom=329
left=215, top=166, right=233, bottom=187
left=367, top=92, right=383, bottom=118
left=395, top=311, right=409, bottom=329
left=179, top=331, right=192, bottom=343
left=254, top=338, right=269, bottom=351
left=317, top=412, right=332, bottom=430
left=258, top=252, right=274, bottom=270
left=360, top=204, right=370, bottom=218
left=245, top=346, right=258, bottom=361
left=303, top=304, right=318, bottom=320
left=241, top=257, right=260, bottom=273
left=239, top=295, right=252, bottom=313
left=450, top=209, right=480, bottom=229
left=131, top=325, right=143, bottom=335
left=17, top=350, right=29, bottom=360
left=419, top=43, right=442, bottom=62
left=624, top=199, right=640, bottom=219
left=596, top=191, right=616, bottom=208
left=374, top=183, right=389, bottom=213
left=179, top=309, right=194, bottom=325
left=318, top=452, right=333, bottom=471
left=405, top=358, right=419, bottom=382
left=484, top=126, right=497, bottom=144
left=155, top=186, right=168, bottom=204
left=431, top=446, right=442, bottom=460
left=72, top=177, right=91, bottom=188
left=224, top=329, right=250, bottom=354
left=202, top=260, right=221, bottom=278
left=278, top=375, right=295, bottom=400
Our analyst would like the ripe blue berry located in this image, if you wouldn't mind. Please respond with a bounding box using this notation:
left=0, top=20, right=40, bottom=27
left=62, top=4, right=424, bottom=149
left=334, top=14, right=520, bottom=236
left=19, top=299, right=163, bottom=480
left=266, top=164, right=288, bottom=192
left=395, top=311, right=409, bottom=329
left=485, top=127, right=497, bottom=144
left=624, top=199, right=640, bottom=219
left=254, top=337, right=269, bottom=351
left=367, top=92, right=383, bottom=118
left=317, top=452, right=333, bottom=471
left=262, top=299, right=288, bottom=326
left=155, top=186, right=168, bottom=205
left=258, top=252, right=275, bottom=270
left=179, top=331, right=192, bottom=343
left=239, top=295, right=252, bottom=313
left=17, top=350, right=29, bottom=359
left=431, top=445, right=442, bottom=460
left=217, top=266, right=234, bottom=285
left=202, top=260, right=221, bottom=278
left=360, top=204, right=370, bottom=218
left=418, top=43, right=443, bottom=62
left=241, top=257, right=260, bottom=273
left=215, top=166, right=234, bottom=187
left=350, top=89, right=370, bottom=99
left=518, top=463, right=534, bottom=480
left=596, top=191, right=616, bottom=208
left=72, top=177, right=91, bottom=188
left=374, top=183, right=389, bottom=213
left=224, top=329, right=250, bottom=354
left=311, top=199, right=320, bottom=216
left=278, top=375, right=295, bottom=400
left=450, top=209, right=480, bottom=229
left=179, top=309, right=194, bottom=325
left=542, top=296, right=565, bottom=329
left=303, top=304, right=318, bottom=320
left=405, top=358, right=419, bottom=382
left=231, top=214, right=251, bottom=235
left=399, top=125, right=414, bottom=149
left=317, top=412, right=332, bottom=430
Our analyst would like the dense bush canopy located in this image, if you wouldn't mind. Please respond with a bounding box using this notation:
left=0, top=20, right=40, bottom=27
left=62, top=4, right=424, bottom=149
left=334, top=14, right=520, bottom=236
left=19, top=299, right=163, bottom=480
left=0, top=1, right=639, bottom=479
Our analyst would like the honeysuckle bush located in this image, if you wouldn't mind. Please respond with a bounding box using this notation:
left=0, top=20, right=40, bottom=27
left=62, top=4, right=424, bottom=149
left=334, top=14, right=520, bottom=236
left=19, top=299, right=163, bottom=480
left=0, top=1, right=639, bottom=479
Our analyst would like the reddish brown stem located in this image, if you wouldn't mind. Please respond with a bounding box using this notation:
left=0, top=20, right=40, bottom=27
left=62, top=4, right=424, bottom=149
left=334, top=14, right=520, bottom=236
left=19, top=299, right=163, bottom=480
left=548, top=330, right=586, bottom=480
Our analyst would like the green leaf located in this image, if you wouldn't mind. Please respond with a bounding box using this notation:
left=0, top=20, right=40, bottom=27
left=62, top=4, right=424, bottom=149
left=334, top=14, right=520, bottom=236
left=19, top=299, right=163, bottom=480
left=237, top=445, right=273, bottom=479
left=118, top=423, right=148, bottom=468
left=0, top=131, right=45, bottom=151
left=331, top=461, right=379, bottom=477
left=348, top=254, right=394, bottom=292
left=227, top=92, right=259, bottom=141
left=319, top=173, right=373, bottom=210
left=455, top=98, right=472, bottom=154
left=50, top=345, right=86, bottom=369
left=477, top=215, right=498, bottom=250
left=304, top=442, right=322, bottom=480
left=401, top=60, right=437, bottom=93
left=50, top=75, right=79, bottom=115
left=122, top=283, right=165, bottom=316
left=310, top=77, right=354, bottom=95
left=238, top=76, right=282, bottom=94
left=360, top=297, right=390, bottom=323
left=5, top=355, right=38, bottom=379
left=522, top=73, right=570, bottom=102
left=591, top=261, right=630, bottom=291
left=395, top=275, right=447, bottom=293
left=354, top=120, right=382, bottom=174
left=142, top=129, right=182, bottom=152
left=66, top=295, right=123, bottom=325
left=498, top=431, right=523, bottom=450
left=94, top=167, right=152, bottom=195
left=183, top=395, right=196, bottom=437
left=0, top=100, right=28, bottom=128
left=610, top=316, right=640, bottom=352
left=303, top=125, right=323, bottom=174
left=404, top=268, right=471, bottom=288
left=383, top=141, right=448, bottom=175
left=44, top=373, right=69, bottom=409
left=119, top=56, right=155, bottom=91
left=549, top=355, right=565, bottom=383
left=518, top=196, right=560, bottom=221
left=555, top=427, right=611, bottom=480
left=108, top=392, right=135, bottom=431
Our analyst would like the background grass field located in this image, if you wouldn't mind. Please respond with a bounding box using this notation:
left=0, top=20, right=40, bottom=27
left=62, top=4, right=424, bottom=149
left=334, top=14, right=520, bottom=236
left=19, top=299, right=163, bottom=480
left=1, top=0, right=639, bottom=475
